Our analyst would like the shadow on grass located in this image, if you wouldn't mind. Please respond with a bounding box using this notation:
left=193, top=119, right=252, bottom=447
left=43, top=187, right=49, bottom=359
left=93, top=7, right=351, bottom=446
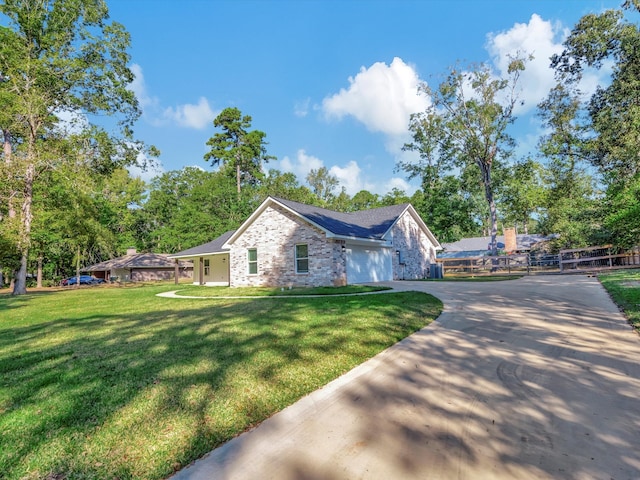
left=0, top=289, right=438, bottom=479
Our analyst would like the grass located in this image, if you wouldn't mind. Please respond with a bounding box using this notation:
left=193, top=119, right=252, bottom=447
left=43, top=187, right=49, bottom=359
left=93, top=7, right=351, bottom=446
left=0, top=283, right=441, bottom=480
left=171, top=284, right=391, bottom=297
left=598, top=268, right=640, bottom=330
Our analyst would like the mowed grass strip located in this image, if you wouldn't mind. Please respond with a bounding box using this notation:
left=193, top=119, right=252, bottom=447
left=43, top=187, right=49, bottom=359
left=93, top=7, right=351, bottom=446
left=0, top=284, right=441, bottom=480
left=599, top=268, right=640, bottom=329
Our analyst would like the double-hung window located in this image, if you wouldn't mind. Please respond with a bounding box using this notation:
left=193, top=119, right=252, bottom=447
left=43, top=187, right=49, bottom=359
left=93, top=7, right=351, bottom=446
left=295, top=244, right=309, bottom=274
left=204, top=259, right=210, bottom=276
left=248, top=248, right=258, bottom=275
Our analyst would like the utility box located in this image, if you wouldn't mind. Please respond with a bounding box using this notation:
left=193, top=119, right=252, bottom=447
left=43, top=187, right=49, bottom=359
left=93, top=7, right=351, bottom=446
left=430, top=263, right=443, bottom=279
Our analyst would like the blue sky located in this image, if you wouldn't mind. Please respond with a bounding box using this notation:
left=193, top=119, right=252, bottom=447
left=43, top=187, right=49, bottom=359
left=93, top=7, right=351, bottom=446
left=108, top=0, right=621, bottom=195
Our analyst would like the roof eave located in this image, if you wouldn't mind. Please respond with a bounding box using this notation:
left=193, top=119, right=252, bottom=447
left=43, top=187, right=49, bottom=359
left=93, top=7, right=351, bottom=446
left=168, top=251, right=228, bottom=259
left=222, top=196, right=332, bottom=248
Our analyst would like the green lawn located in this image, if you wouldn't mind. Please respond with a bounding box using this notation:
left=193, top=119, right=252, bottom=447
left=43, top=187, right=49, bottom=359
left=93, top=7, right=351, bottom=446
left=0, top=284, right=442, bottom=480
left=171, top=284, right=391, bottom=297
left=598, top=268, right=640, bottom=329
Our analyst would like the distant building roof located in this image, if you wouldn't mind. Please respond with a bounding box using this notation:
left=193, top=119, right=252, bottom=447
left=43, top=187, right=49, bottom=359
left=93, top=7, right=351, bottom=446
left=169, top=230, right=236, bottom=258
left=439, top=234, right=555, bottom=258
left=84, top=252, right=192, bottom=271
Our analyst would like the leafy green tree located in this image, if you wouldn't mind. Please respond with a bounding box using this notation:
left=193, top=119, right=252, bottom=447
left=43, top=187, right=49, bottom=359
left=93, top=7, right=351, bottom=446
left=329, top=187, right=352, bottom=212
left=259, top=169, right=316, bottom=204
left=551, top=1, right=640, bottom=183
left=405, top=59, right=527, bottom=252
left=380, top=188, right=410, bottom=206
left=497, top=158, right=546, bottom=234
left=306, top=166, right=338, bottom=204
left=0, top=0, right=150, bottom=295
left=204, top=107, right=274, bottom=195
left=141, top=168, right=257, bottom=252
left=537, top=83, right=599, bottom=249
left=350, top=190, right=382, bottom=211
left=550, top=1, right=640, bottom=247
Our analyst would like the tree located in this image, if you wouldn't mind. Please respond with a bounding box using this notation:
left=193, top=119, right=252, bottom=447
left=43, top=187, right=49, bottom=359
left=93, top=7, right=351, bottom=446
left=141, top=167, right=258, bottom=253
left=306, top=166, right=338, bottom=204
left=551, top=1, right=640, bottom=183
left=498, top=158, right=546, bottom=234
left=259, top=169, right=316, bottom=204
left=350, top=190, right=381, bottom=211
left=407, top=59, right=527, bottom=254
left=550, top=1, right=640, bottom=247
left=204, top=107, right=274, bottom=195
left=0, top=0, right=150, bottom=295
left=537, top=83, right=598, bottom=248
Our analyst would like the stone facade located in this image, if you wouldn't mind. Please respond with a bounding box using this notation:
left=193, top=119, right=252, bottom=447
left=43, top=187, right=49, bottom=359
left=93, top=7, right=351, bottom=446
left=391, top=212, right=437, bottom=280
left=229, top=204, right=347, bottom=287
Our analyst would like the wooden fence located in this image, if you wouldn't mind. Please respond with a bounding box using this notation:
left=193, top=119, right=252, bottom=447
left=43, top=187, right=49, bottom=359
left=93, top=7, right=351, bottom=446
left=438, top=245, right=640, bottom=276
left=559, top=245, right=640, bottom=272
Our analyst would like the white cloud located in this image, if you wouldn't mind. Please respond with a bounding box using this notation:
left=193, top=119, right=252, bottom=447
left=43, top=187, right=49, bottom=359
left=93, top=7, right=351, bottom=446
left=162, top=97, right=216, bottom=130
left=128, top=150, right=166, bottom=183
left=329, top=161, right=375, bottom=196
left=278, top=149, right=414, bottom=196
left=279, top=149, right=323, bottom=180
left=294, top=98, right=311, bottom=118
left=129, top=64, right=216, bottom=130
left=322, top=57, right=429, bottom=136
left=54, top=108, right=89, bottom=135
left=129, top=63, right=160, bottom=111
left=384, top=177, right=417, bottom=196
left=486, top=14, right=609, bottom=113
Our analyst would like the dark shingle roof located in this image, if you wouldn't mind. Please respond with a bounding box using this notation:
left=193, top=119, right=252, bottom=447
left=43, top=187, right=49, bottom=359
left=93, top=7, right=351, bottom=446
left=85, top=253, right=191, bottom=271
left=169, top=230, right=235, bottom=257
left=275, top=197, right=408, bottom=239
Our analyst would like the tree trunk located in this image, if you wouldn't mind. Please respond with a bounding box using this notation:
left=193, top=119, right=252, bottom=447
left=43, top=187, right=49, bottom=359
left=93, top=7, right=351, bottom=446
left=236, top=163, right=241, bottom=194
left=37, top=255, right=43, bottom=288
left=76, top=245, right=81, bottom=288
left=13, top=253, right=28, bottom=295
left=479, top=160, right=498, bottom=256
left=12, top=163, right=35, bottom=295
left=3, top=129, right=16, bottom=219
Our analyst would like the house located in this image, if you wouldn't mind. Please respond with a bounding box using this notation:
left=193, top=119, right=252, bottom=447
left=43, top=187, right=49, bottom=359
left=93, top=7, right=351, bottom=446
left=168, top=196, right=441, bottom=287
left=84, top=248, right=193, bottom=282
left=438, top=233, right=557, bottom=258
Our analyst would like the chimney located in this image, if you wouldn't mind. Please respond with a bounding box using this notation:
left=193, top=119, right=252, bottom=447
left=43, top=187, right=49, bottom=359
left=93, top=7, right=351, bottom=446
left=504, top=228, right=517, bottom=253
left=126, top=247, right=137, bottom=255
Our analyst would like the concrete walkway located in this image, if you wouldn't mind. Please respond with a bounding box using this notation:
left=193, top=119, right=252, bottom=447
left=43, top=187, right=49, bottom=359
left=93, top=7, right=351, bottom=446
left=170, top=275, right=640, bottom=480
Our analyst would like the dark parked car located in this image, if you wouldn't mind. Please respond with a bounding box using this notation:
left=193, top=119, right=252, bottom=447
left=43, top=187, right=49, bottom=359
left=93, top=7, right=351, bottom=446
left=62, top=275, right=105, bottom=286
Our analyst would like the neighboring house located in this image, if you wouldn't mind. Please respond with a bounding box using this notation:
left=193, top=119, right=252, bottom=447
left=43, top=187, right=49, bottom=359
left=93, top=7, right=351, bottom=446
left=439, top=234, right=557, bottom=258
left=169, top=196, right=441, bottom=287
left=84, top=248, right=193, bottom=282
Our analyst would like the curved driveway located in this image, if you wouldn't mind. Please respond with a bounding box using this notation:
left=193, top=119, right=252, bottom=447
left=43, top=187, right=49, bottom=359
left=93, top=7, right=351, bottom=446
left=172, top=275, right=640, bottom=480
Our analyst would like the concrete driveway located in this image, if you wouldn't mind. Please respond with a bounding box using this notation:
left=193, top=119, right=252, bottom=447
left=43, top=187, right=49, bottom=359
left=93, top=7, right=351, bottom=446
left=171, top=275, right=640, bottom=480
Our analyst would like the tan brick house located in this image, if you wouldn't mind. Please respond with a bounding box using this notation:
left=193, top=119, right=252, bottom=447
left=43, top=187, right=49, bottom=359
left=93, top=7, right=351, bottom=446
left=169, top=196, right=441, bottom=287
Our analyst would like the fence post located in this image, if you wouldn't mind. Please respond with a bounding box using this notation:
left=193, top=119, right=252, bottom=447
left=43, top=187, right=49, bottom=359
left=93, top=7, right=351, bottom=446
left=608, top=246, right=613, bottom=269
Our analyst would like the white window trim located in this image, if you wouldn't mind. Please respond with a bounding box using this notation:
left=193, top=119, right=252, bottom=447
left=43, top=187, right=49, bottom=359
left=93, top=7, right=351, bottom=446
left=295, top=243, right=309, bottom=274
left=247, top=248, right=258, bottom=275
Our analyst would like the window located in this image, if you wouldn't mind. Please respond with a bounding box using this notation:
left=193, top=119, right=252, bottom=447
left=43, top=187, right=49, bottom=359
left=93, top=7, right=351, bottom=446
left=295, top=244, right=309, bottom=273
left=248, top=248, right=258, bottom=274
left=204, top=259, right=210, bottom=276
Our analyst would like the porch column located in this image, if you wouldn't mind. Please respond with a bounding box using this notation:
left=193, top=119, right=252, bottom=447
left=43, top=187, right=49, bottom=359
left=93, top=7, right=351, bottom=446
left=199, top=257, right=204, bottom=285
left=174, top=259, right=179, bottom=285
